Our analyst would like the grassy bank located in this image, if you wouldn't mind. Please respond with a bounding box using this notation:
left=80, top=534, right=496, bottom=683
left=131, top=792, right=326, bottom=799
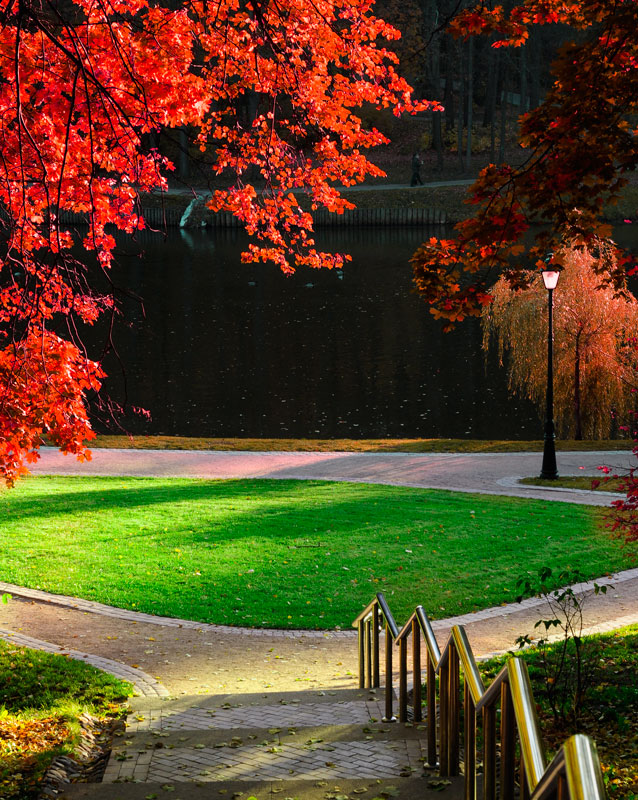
left=480, top=624, right=638, bottom=799
left=521, top=476, right=625, bottom=492
left=0, top=476, right=632, bottom=629
left=89, top=435, right=633, bottom=453
left=0, top=640, right=132, bottom=800
left=141, top=182, right=638, bottom=224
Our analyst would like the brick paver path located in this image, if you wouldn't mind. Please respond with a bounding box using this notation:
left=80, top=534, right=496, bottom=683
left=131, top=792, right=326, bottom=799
left=104, top=692, right=416, bottom=784
left=61, top=685, right=459, bottom=799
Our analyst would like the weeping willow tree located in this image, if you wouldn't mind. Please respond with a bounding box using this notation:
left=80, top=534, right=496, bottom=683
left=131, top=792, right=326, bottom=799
left=482, top=245, right=638, bottom=439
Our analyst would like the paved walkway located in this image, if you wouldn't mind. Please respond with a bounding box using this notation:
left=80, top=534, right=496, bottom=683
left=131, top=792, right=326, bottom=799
left=30, top=446, right=632, bottom=504
left=6, top=445, right=636, bottom=691
left=9, top=445, right=636, bottom=691
left=4, top=565, right=638, bottom=797
left=3, top=566, right=638, bottom=699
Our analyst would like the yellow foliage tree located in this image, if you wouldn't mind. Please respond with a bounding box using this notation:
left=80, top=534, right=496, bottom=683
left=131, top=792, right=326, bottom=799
left=482, top=245, right=638, bottom=440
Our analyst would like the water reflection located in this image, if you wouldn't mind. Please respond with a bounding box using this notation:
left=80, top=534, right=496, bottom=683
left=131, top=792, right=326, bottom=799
left=88, top=224, right=632, bottom=440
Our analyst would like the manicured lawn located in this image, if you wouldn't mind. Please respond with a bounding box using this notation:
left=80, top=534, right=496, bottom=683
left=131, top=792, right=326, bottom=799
left=90, top=435, right=633, bottom=453
left=0, top=640, right=132, bottom=800
left=0, top=476, right=632, bottom=629
left=480, top=625, right=638, bottom=799
left=521, top=476, right=624, bottom=492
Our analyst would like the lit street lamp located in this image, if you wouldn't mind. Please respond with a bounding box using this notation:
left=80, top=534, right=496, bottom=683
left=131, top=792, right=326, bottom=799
left=540, top=262, right=560, bottom=479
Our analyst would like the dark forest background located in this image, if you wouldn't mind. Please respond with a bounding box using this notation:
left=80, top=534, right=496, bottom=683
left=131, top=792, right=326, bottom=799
left=149, top=1, right=583, bottom=188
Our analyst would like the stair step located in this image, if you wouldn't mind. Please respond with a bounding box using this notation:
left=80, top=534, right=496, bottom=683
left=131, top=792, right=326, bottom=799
left=59, top=775, right=466, bottom=800
left=56, top=688, right=449, bottom=799
left=131, top=688, right=384, bottom=714
left=126, top=690, right=389, bottom=734
left=113, top=723, right=428, bottom=750
left=105, top=722, right=428, bottom=783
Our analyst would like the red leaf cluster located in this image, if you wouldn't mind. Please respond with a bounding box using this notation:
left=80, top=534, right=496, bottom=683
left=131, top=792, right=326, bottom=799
left=0, top=331, right=104, bottom=485
left=0, top=0, right=432, bottom=482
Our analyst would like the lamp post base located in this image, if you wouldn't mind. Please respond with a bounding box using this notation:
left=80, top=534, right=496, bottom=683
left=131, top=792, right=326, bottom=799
left=540, top=436, right=558, bottom=480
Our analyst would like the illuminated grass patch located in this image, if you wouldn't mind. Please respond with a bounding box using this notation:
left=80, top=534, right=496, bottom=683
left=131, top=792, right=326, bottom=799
left=0, top=476, right=631, bottom=629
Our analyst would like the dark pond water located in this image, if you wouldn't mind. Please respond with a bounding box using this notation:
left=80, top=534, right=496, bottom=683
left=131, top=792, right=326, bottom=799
left=88, top=224, right=636, bottom=440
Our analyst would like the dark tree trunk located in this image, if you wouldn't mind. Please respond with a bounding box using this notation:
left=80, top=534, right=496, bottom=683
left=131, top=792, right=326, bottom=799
left=483, top=40, right=498, bottom=128
left=498, top=53, right=509, bottom=163
left=443, top=36, right=455, bottom=133
left=465, top=37, right=474, bottom=172
left=574, top=331, right=582, bottom=439
left=179, top=128, right=190, bottom=180
left=520, top=44, right=528, bottom=114
left=529, top=29, right=541, bottom=109
left=457, top=38, right=465, bottom=171
left=431, top=28, right=444, bottom=171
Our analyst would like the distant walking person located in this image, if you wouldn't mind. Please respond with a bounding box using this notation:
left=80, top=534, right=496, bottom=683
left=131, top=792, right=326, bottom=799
left=410, top=152, right=423, bottom=186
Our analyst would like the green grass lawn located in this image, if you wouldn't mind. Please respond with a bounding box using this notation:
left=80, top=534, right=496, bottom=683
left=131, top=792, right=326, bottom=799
left=0, top=476, right=631, bottom=629
left=89, top=435, right=633, bottom=453
left=521, top=476, right=625, bottom=492
left=0, top=640, right=132, bottom=800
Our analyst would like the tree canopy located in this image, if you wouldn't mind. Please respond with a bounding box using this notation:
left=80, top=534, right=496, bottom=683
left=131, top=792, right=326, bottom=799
left=0, top=0, right=434, bottom=484
left=412, top=0, right=638, bottom=326
left=482, top=245, right=638, bottom=440
left=2, top=0, right=636, bottom=484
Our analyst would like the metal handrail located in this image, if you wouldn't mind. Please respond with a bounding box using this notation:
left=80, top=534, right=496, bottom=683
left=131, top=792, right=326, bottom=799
left=508, top=657, right=547, bottom=791
left=531, top=747, right=567, bottom=800
left=397, top=605, right=441, bottom=662
left=352, top=593, right=399, bottom=635
left=437, top=626, right=484, bottom=704
left=375, top=592, right=399, bottom=638
left=473, top=657, right=546, bottom=791
left=562, top=735, right=606, bottom=800
left=352, top=596, right=607, bottom=800
left=474, top=662, right=508, bottom=711
left=532, top=736, right=605, bottom=800
left=395, top=605, right=441, bottom=761
left=351, top=592, right=399, bottom=720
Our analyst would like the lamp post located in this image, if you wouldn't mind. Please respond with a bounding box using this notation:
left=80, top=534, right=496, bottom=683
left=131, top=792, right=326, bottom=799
left=540, top=264, right=560, bottom=479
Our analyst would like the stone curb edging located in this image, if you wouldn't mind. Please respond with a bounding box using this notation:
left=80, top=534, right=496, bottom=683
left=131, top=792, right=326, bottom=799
left=475, top=610, right=638, bottom=662
left=0, top=581, right=352, bottom=639
left=3, top=567, right=638, bottom=640
left=428, top=566, right=638, bottom=631
left=0, top=628, right=169, bottom=697
left=580, top=610, right=638, bottom=636
left=245, top=473, right=615, bottom=505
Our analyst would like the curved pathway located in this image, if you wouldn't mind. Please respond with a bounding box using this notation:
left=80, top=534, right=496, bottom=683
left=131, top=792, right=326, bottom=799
left=30, top=446, right=633, bottom=505
left=0, top=627, right=168, bottom=697
left=2, top=566, right=638, bottom=697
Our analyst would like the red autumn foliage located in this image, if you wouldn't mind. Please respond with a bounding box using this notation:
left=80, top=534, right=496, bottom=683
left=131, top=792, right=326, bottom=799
left=0, top=0, right=437, bottom=484
left=606, top=469, right=638, bottom=544
left=412, top=0, right=638, bottom=329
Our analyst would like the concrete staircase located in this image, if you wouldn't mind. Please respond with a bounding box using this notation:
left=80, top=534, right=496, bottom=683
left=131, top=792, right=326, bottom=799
left=61, top=688, right=464, bottom=800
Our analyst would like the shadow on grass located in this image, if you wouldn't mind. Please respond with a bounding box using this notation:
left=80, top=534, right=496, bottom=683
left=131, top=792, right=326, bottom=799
left=1, top=477, right=342, bottom=525
left=0, top=474, right=542, bottom=531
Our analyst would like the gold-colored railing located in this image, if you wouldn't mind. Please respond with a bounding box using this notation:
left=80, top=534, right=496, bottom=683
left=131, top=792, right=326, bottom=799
left=353, top=594, right=606, bottom=800
left=352, top=593, right=399, bottom=721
